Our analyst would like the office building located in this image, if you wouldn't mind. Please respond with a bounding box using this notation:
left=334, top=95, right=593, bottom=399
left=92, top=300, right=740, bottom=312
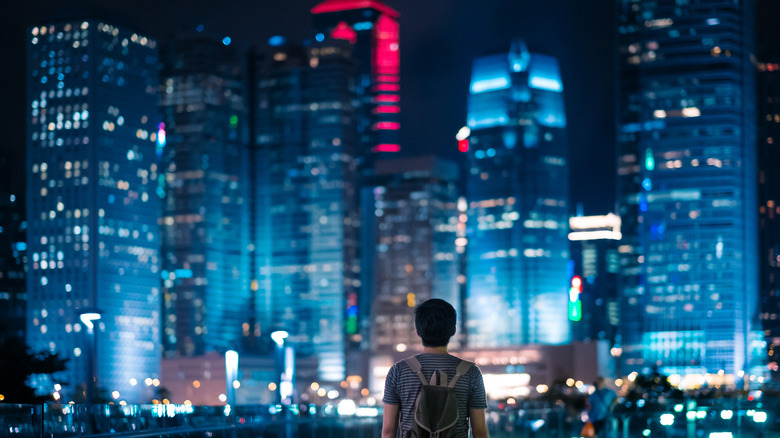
left=365, top=156, right=462, bottom=374
left=463, top=40, right=571, bottom=347
left=159, top=36, right=251, bottom=358
left=757, top=56, right=780, bottom=382
left=253, top=37, right=360, bottom=381
left=26, top=19, right=161, bottom=402
left=311, top=0, right=401, bottom=166
left=615, top=0, right=764, bottom=384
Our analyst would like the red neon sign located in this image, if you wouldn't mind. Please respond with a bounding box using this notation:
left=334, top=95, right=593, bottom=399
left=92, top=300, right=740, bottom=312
left=372, top=144, right=401, bottom=152
left=374, top=105, right=399, bottom=114
left=330, top=21, right=357, bottom=44
left=375, top=94, right=400, bottom=103
left=458, top=139, right=469, bottom=152
left=373, top=14, right=400, bottom=76
left=311, top=0, right=400, bottom=19
left=375, top=83, right=400, bottom=92
left=374, top=122, right=400, bottom=130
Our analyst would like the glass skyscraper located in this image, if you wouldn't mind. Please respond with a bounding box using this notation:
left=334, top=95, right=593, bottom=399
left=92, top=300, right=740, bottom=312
left=463, top=40, right=571, bottom=347
left=311, top=0, right=401, bottom=165
left=26, top=20, right=161, bottom=402
left=159, top=36, right=251, bottom=358
left=757, top=55, right=780, bottom=382
left=616, top=0, right=764, bottom=384
left=253, top=38, right=360, bottom=381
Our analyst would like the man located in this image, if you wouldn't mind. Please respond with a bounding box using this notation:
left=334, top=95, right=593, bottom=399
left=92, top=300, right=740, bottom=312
left=381, top=298, right=489, bottom=438
left=588, top=376, right=616, bottom=438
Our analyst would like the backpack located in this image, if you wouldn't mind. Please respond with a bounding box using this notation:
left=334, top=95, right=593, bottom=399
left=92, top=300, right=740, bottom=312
left=403, top=356, right=473, bottom=438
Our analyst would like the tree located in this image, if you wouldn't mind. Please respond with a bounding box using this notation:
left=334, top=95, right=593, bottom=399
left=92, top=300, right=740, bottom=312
left=0, top=333, right=68, bottom=403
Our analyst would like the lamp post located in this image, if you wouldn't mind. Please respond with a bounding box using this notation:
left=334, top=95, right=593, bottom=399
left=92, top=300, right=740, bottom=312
left=225, top=350, right=239, bottom=407
left=270, top=331, right=291, bottom=404
left=79, top=311, right=102, bottom=405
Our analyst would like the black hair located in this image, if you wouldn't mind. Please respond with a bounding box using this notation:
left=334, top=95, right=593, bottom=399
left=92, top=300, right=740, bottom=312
left=415, top=298, right=457, bottom=347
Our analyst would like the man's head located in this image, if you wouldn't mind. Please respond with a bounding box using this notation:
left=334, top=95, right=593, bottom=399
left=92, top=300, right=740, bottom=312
left=415, top=298, right=457, bottom=347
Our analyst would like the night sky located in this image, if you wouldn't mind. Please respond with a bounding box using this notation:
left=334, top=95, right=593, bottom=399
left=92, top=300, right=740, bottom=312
left=3, top=1, right=779, bottom=215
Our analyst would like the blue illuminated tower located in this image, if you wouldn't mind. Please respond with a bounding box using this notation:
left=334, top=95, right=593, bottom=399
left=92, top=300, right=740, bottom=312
left=757, top=56, right=780, bottom=381
left=159, top=36, right=251, bottom=358
left=616, top=1, right=764, bottom=382
left=26, top=20, right=161, bottom=402
left=463, top=40, right=571, bottom=347
left=253, top=38, right=360, bottom=381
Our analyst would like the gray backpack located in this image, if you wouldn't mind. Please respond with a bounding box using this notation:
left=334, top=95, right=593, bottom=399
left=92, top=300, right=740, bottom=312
left=403, top=356, right=473, bottom=438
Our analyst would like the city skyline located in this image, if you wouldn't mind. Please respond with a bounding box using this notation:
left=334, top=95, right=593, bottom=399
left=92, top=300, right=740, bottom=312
left=5, top=0, right=780, bottom=404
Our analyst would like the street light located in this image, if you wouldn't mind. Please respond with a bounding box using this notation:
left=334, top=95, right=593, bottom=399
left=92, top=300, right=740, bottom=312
left=270, top=331, right=294, bottom=404
left=225, top=350, right=239, bottom=407
left=79, top=310, right=102, bottom=405
left=271, top=330, right=288, bottom=347
left=79, top=313, right=101, bottom=330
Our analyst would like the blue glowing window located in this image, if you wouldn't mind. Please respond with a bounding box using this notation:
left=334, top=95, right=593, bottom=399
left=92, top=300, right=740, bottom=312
left=470, top=54, right=511, bottom=94
left=268, top=35, right=286, bottom=47
left=528, top=54, right=563, bottom=92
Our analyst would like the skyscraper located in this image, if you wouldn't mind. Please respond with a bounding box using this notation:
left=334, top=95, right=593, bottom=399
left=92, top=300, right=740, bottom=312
left=365, top=156, right=462, bottom=369
left=253, top=38, right=360, bottom=381
left=463, top=40, right=571, bottom=347
left=311, top=0, right=401, bottom=166
left=26, top=20, right=161, bottom=402
left=615, top=0, right=764, bottom=383
left=158, top=36, right=251, bottom=358
left=757, top=56, right=780, bottom=382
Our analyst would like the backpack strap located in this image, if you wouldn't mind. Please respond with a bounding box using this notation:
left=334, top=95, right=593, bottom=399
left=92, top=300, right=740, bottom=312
left=403, top=356, right=429, bottom=386
left=404, top=356, right=473, bottom=388
left=430, top=370, right=449, bottom=387
left=448, top=360, right=473, bottom=388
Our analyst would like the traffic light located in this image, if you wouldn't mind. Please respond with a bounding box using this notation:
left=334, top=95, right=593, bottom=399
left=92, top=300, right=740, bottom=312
left=568, top=275, right=582, bottom=322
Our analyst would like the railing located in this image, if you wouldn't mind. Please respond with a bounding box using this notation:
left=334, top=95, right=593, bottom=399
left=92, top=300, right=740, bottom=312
left=1, top=398, right=779, bottom=438
left=0, top=404, right=381, bottom=438
left=487, top=398, right=780, bottom=438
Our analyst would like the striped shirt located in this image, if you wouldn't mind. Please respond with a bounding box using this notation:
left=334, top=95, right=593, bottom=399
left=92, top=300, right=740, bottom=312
left=383, top=353, right=488, bottom=438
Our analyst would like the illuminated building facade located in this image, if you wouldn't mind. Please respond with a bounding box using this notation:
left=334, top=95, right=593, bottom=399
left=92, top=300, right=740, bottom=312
left=366, top=156, right=462, bottom=359
left=253, top=38, right=360, bottom=381
left=463, top=40, right=570, bottom=347
left=757, top=56, right=780, bottom=381
left=26, top=20, right=161, bottom=402
left=0, top=152, right=27, bottom=339
left=568, top=214, right=621, bottom=345
left=616, top=1, right=764, bottom=382
left=311, top=0, right=401, bottom=165
left=159, top=36, right=251, bottom=358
